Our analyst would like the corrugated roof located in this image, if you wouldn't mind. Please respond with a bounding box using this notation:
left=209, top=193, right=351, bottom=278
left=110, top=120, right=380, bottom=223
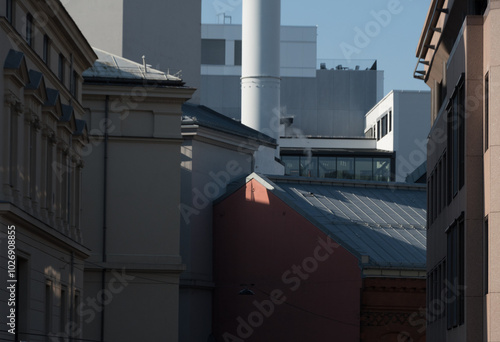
left=83, top=48, right=183, bottom=84
left=182, top=103, right=276, bottom=145
left=227, top=174, right=426, bottom=270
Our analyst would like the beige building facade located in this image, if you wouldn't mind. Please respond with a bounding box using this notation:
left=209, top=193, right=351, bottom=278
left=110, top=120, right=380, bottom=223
left=415, top=0, right=493, bottom=340
left=0, top=0, right=96, bottom=340
left=80, top=49, right=195, bottom=341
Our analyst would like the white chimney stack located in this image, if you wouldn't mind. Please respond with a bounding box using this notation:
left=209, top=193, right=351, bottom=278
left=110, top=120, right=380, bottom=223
left=241, top=0, right=284, bottom=175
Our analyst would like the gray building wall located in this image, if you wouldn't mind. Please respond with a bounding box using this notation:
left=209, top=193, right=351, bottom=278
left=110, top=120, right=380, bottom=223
left=180, top=135, right=255, bottom=341
left=201, top=69, right=383, bottom=137
left=63, top=0, right=202, bottom=101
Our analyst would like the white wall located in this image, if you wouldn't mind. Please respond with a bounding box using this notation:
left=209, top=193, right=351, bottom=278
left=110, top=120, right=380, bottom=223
left=201, top=24, right=317, bottom=77
left=365, top=90, right=431, bottom=182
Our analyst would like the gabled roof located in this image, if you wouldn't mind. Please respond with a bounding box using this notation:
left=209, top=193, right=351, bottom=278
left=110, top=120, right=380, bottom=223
left=83, top=48, right=184, bottom=86
left=220, top=174, right=426, bottom=270
left=182, top=103, right=276, bottom=145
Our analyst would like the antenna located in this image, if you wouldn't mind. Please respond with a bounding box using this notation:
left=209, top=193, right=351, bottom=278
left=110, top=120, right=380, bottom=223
left=142, top=55, right=147, bottom=73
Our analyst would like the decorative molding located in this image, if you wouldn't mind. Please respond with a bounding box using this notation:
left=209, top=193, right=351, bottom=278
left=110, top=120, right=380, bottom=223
left=361, top=311, right=412, bottom=327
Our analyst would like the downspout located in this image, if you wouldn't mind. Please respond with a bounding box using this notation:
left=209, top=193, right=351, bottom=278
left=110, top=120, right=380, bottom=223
left=69, top=251, right=74, bottom=342
left=100, top=95, right=109, bottom=342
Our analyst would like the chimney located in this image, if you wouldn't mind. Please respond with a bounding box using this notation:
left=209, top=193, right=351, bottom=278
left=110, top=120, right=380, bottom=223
left=241, top=0, right=284, bottom=175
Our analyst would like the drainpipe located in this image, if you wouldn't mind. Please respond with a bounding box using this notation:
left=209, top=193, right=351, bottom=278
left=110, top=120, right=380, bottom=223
left=100, top=95, right=109, bottom=342
left=69, top=251, right=74, bottom=342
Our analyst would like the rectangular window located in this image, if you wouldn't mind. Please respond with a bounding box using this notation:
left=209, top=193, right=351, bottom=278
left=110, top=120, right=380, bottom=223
left=71, top=70, right=78, bottom=97
left=45, top=281, right=53, bottom=339
left=300, top=157, right=318, bottom=177
left=283, top=156, right=300, bottom=177
left=234, top=40, right=242, bottom=66
left=377, top=121, right=380, bottom=140
left=58, top=53, right=65, bottom=84
left=485, top=72, right=489, bottom=152
left=9, top=109, right=17, bottom=187
left=447, top=217, right=465, bottom=329
left=337, top=157, right=354, bottom=179
left=381, top=115, right=388, bottom=137
left=373, top=158, right=391, bottom=182
left=73, top=290, right=81, bottom=338
left=29, top=124, right=36, bottom=199
left=458, top=83, right=465, bottom=190
left=355, top=158, right=373, bottom=181
left=26, top=13, right=33, bottom=47
left=201, top=39, right=226, bottom=65
left=318, top=157, right=336, bottom=178
left=60, top=285, right=67, bottom=333
left=389, top=110, right=392, bottom=132
left=6, top=0, right=13, bottom=23
left=43, top=34, right=50, bottom=64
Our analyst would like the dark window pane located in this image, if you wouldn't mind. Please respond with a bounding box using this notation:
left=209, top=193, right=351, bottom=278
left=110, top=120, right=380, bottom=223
left=337, top=157, right=354, bottom=179
left=201, top=39, right=226, bottom=65
left=373, top=158, right=391, bottom=182
left=26, top=13, right=33, bottom=46
left=300, top=156, right=317, bottom=177
left=234, top=40, right=242, bottom=66
left=355, top=158, right=372, bottom=181
left=283, top=156, right=300, bottom=177
left=318, top=157, right=336, bottom=178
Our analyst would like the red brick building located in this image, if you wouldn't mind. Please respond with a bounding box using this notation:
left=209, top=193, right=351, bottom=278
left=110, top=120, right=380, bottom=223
left=213, top=174, right=427, bottom=341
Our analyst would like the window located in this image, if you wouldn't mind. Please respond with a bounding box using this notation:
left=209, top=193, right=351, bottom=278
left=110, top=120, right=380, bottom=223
left=283, top=156, right=300, bottom=176
left=73, top=290, right=81, bottom=338
left=234, top=40, right=242, bottom=66
left=201, top=39, right=226, bottom=65
left=60, top=285, right=67, bottom=334
left=71, top=70, right=78, bottom=97
left=43, top=34, right=50, bottom=64
left=447, top=76, right=465, bottom=199
left=58, top=53, right=65, bottom=84
left=355, top=158, right=372, bottom=181
left=337, top=157, right=354, bottom=179
left=319, top=157, right=336, bottom=178
left=29, top=123, right=37, bottom=199
left=9, top=108, right=18, bottom=187
left=389, top=110, right=392, bottom=132
left=300, top=157, right=318, bottom=177
left=26, top=13, right=33, bottom=47
left=381, top=114, right=388, bottom=138
left=6, top=0, right=13, bottom=23
left=45, top=281, right=53, bottom=340
left=283, top=155, right=393, bottom=181
left=377, top=121, right=380, bottom=140
left=485, top=72, right=489, bottom=152
left=446, top=216, right=465, bottom=329
left=365, top=127, right=373, bottom=138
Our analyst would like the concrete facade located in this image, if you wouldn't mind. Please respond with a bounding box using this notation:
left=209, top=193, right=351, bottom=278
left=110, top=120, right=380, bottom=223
left=200, top=23, right=384, bottom=138
left=0, top=0, right=96, bottom=340
left=80, top=51, right=195, bottom=341
left=179, top=103, right=275, bottom=341
left=63, top=0, right=202, bottom=102
left=365, top=90, right=431, bottom=182
left=415, top=0, right=490, bottom=340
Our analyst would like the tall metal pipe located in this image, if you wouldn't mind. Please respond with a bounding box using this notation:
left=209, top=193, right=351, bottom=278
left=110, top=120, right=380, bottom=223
left=241, top=0, right=281, bottom=142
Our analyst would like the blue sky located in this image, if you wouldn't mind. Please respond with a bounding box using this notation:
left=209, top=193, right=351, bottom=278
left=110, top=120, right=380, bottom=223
left=202, top=0, right=431, bottom=93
